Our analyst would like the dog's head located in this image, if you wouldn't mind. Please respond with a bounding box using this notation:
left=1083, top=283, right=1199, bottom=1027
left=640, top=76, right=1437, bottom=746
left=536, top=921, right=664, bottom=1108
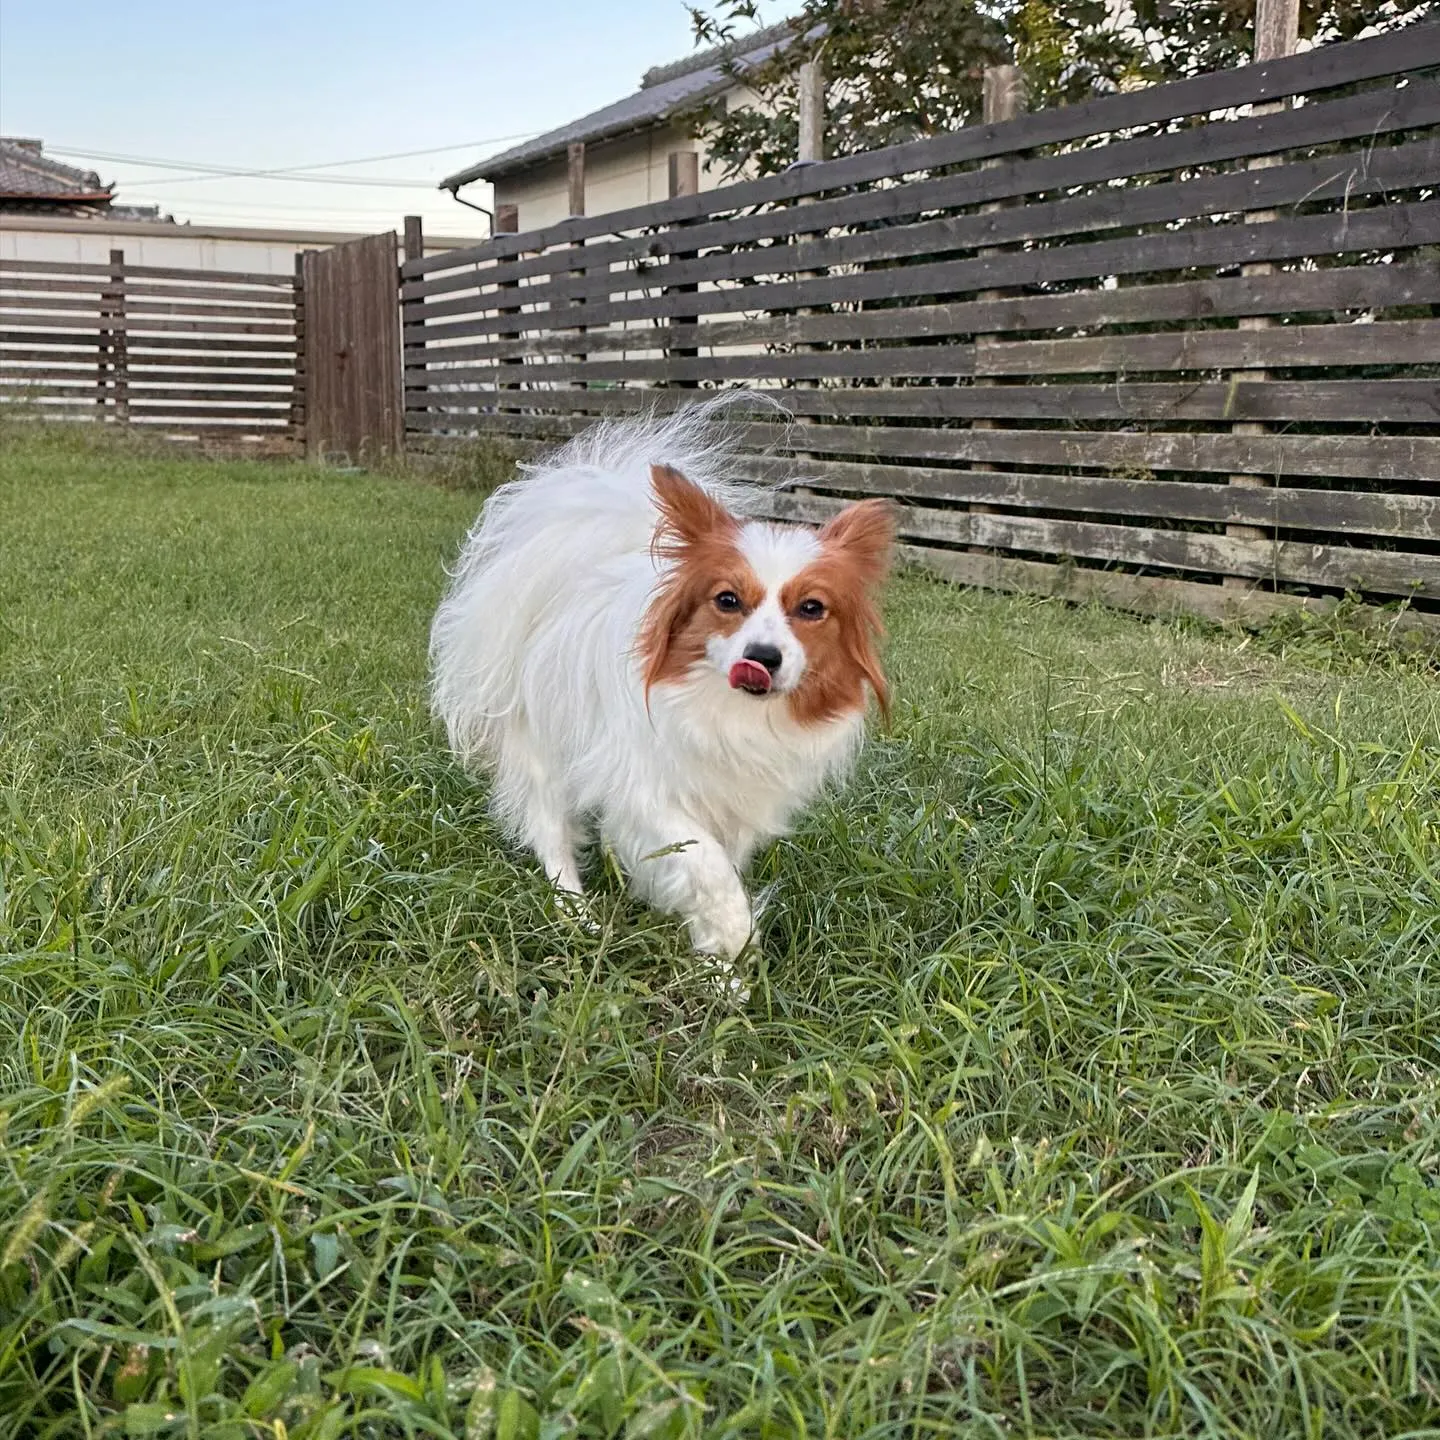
left=638, top=463, right=893, bottom=724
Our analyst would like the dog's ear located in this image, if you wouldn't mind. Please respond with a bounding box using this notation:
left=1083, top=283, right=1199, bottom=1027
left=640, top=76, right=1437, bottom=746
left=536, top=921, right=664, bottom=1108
left=819, top=498, right=894, bottom=589
left=650, top=463, right=736, bottom=555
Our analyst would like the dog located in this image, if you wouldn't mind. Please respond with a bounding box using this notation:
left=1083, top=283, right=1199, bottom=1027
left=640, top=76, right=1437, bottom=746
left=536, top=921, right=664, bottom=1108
left=429, top=400, right=893, bottom=967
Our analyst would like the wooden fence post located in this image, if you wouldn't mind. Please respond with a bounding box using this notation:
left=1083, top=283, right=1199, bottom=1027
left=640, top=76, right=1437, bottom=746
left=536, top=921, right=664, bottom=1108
left=798, top=60, right=825, bottom=166
left=792, top=57, right=827, bottom=450
left=109, top=250, right=129, bottom=425
left=495, top=204, right=522, bottom=409
left=1224, top=0, right=1300, bottom=590
left=665, top=151, right=701, bottom=389
left=567, top=144, right=586, bottom=218
left=969, top=65, right=1027, bottom=551
left=403, top=215, right=424, bottom=440
left=97, top=249, right=120, bottom=421
left=565, top=147, right=589, bottom=394
left=291, top=250, right=307, bottom=450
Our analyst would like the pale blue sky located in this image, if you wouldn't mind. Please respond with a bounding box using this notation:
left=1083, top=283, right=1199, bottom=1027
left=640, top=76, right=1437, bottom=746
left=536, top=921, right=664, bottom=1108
left=0, top=0, right=786, bottom=237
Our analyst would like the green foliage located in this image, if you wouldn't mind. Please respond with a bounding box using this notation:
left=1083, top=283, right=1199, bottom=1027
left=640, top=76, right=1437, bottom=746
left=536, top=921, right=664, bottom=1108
left=3, top=429, right=1440, bottom=1435
left=685, top=0, right=1432, bottom=176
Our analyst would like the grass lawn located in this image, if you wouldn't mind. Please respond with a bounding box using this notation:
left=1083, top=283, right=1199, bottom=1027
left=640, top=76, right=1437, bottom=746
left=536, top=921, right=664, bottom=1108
left=2, top=425, right=1439, bottom=1440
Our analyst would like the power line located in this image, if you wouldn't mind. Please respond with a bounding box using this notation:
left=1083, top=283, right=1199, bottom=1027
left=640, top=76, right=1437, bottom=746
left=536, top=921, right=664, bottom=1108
left=47, top=134, right=534, bottom=188
left=127, top=173, right=438, bottom=189
left=117, top=194, right=468, bottom=220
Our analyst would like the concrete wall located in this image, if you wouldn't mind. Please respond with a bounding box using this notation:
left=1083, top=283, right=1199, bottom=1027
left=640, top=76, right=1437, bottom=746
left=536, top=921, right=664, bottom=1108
left=0, top=215, right=485, bottom=274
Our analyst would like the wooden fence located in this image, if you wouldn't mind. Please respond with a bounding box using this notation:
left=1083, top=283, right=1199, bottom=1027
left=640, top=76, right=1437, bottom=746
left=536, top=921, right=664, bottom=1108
left=401, top=24, right=1440, bottom=626
left=0, top=252, right=302, bottom=447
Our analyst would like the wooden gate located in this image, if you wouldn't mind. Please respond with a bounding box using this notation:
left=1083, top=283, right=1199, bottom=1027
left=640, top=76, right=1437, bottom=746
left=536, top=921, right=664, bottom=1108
left=301, top=232, right=402, bottom=462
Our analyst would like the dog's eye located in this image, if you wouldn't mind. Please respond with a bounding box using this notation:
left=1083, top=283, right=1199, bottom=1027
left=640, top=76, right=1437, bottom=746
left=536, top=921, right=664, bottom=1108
left=714, top=590, right=742, bottom=612
left=795, top=597, right=827, bottom=621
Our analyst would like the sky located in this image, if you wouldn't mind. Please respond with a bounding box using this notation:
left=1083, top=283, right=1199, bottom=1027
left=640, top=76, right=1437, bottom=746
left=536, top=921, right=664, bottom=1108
left=0, top=0, right=786, bottom=239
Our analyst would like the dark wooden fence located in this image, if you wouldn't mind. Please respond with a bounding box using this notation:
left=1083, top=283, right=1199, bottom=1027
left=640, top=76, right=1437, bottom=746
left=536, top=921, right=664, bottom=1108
left=300, top=233, right=404, bottom=463
left=0, top=252, right=302, bottom=448
left=401, top=24, right=1440, bottom=626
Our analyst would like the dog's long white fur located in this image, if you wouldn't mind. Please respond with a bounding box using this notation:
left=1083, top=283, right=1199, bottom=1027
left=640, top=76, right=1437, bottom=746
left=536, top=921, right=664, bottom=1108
left=429, top=397, right=867, bottom=961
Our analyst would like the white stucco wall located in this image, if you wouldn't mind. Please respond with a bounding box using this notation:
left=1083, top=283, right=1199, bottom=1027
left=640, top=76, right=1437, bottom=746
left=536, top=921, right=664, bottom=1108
left=493, top=121, right=720, bottom=235
left=0, top=216, right=485, bottom=274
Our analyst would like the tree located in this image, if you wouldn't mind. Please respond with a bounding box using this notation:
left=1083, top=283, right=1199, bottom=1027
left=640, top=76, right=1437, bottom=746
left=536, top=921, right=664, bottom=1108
left=685, top=0, right=1431, bottom=179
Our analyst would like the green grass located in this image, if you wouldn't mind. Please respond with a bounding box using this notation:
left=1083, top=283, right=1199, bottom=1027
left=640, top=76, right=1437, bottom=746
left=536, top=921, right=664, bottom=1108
left=3, top=423, right=1439, bottom=1440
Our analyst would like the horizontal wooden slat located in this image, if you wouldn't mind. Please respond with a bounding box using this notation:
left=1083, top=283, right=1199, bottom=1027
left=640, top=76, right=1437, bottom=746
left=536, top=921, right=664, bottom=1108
left=735, top=456, right=1440, bottom=539
left=405, top=379, right=1440, bottom=426
left=972, top=318, right=1440, bottom=375
left=0, top=331, right=296, bottom=354
left=0, top=258, right=295, bottom=287
left=0, top=276, right=297, bottom=306
left=0, top=312, right=295, bottom=337
left=0, top=382, right=292, bottom=405
left=761, top=490, right=1440, bottom=599
left=123, top=403, right=292, bottom=420
left=405, top=201, right=1440, bottom=341
left=404, top=24, right=1440, bottom=275
left=0, top=365, right=292, bottom=387
left=406, top=410, right=585, bottom=439
left=126, top=418, right=292, bottom=432
left=0, top=296, right=294, bottom=323
left=0, top=351, right=296, bottom=373
left=0, top=405, right=288, bottom=428
left=406, top=345, right=980, bottom=387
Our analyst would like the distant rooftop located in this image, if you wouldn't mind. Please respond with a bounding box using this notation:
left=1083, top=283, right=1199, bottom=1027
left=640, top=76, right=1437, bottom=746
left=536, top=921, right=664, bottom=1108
left=440, top=21, right=802, bottom=190
left=0, top=137, right=114, bottom=207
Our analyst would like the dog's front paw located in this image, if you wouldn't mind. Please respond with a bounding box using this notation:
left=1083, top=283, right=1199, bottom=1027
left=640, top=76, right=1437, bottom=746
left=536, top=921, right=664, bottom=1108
left=555, top=887, right=600, bottom=936
left=686, top=895, right=754, bottom=964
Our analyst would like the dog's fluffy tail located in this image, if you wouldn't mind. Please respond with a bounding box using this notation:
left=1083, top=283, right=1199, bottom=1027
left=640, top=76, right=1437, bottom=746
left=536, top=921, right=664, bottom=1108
left=428, top=393, right=786, bottom=767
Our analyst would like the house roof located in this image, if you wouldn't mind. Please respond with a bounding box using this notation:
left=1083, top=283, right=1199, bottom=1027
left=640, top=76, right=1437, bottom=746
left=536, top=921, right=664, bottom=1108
left=439, top=21, right=801, bottom=189
left=0, top=137, right=113, bottom=203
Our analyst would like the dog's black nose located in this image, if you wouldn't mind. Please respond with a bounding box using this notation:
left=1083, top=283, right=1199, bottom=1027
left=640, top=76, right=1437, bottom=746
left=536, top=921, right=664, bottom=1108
left=743, top=642, right=783, bottom=675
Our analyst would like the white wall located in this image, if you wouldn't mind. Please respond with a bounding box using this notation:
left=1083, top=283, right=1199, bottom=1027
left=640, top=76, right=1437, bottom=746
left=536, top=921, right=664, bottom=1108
left=494, top=121, right=720, bottom=235
left=0, top=215, right=486, bottom=274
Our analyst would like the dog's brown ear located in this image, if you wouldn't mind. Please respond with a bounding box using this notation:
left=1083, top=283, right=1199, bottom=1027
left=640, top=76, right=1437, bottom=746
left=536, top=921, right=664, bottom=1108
left=650, top=463, right=736, bottom=555
left=819, top=498, right=894, bottom=588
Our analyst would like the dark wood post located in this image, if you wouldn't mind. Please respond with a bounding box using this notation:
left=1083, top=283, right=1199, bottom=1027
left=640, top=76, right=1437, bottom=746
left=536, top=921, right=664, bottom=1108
left=968, top=65, right=1027, bottom=549
left=791, top=58, right=827, bottom=447
left=567, top=143, right=586, bottom=218
left=495, top=205, right=522, bottom=409
left=1224, top=0, right=1299, bottom=590
left=665, top=152, right=701, bottom=389
left=109, top=249, right=129, bottom=425
left=96, top=249, right=120, bottom=420
left=291, top=250, right=307, bottom=450
left=798, top=60, right=824, bottom=166
left=402, top=215, right=424, bottom=443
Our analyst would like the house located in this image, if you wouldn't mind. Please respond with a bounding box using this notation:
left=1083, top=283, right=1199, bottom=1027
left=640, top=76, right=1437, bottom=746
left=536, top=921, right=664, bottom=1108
left=0, top=137, right=116, bottom=215
left=439, top=21, right=800, bottom=233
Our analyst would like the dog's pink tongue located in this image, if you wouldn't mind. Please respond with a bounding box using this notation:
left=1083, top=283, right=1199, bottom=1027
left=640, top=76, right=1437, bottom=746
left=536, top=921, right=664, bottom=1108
left=728, top=659, right=773, bottom=695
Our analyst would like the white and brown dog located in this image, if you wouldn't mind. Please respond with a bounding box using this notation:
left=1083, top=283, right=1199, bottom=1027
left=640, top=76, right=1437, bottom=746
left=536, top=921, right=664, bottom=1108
left=430, top=401, right=892, bottom=965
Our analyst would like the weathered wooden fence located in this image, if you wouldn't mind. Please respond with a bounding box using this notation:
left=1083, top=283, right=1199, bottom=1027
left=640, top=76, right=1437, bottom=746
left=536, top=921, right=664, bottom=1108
left=401, top=24, right=1440, bottom=625
left=0, top=252, right=302, bottom=447
left=301, top=232, right=404, bottom=462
